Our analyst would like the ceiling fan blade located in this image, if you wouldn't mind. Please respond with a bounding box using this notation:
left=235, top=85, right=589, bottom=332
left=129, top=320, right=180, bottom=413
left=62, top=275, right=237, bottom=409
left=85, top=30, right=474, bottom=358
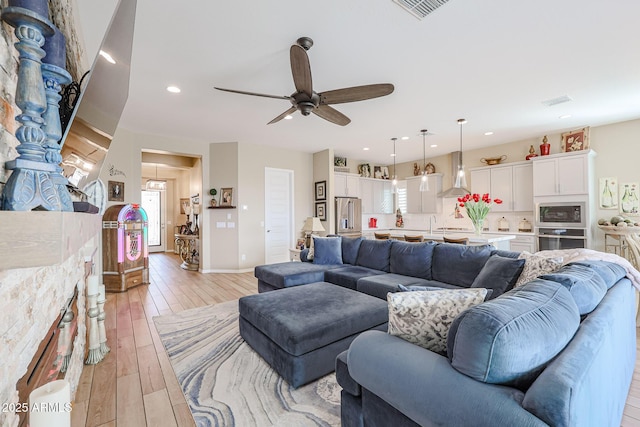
left=214, top=87, right=290, bottom=100
left=290, top=45, right=313, bottom=96
left=319, top=83, right=395, bottom=105
left=267, top=107, right=297, bottom=125
left=313, top=105, right=351, bottom=126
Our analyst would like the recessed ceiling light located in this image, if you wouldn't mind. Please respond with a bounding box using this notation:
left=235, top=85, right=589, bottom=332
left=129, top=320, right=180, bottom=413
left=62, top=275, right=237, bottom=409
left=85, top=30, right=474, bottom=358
left=99, top=50, right=116, bottom=64
left=390, top=153, right=396, bottom=157
left=401, top=136, right=409, bottom=140
left=484, top=131, right=494, bottom=136
left=166, top=86, right=181, bottom=93
left=430, top=144, right=437, bottom=148
left=559, top=114, right=572, bottom=119
left=363, top=147, right=370, bottom=151
left=284, top=115, right=293, bottom=120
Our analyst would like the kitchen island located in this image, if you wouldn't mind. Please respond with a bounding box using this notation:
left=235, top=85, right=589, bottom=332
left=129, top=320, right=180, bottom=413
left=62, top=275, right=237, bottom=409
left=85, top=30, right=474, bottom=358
left=363, top=228, right=516, bottom=251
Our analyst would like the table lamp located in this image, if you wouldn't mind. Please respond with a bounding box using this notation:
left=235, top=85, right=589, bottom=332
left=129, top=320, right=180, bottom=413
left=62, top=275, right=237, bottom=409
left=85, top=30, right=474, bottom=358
left=302, top=217, right=325, bottom=248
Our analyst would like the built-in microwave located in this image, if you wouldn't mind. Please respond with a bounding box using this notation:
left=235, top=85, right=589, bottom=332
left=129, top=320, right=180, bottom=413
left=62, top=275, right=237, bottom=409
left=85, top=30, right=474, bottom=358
left=536, top=202, right=586, bottom=228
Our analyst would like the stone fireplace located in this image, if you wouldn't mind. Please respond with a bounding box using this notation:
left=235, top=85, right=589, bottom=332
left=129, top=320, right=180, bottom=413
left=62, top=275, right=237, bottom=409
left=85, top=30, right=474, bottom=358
left=0, top=211, right=101, bottom=427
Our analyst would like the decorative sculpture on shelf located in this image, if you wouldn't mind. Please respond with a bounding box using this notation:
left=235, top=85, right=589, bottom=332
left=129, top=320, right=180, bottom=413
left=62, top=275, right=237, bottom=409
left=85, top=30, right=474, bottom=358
left=395, top=208, right=404, bottom=228
left=1, top=1, right=76, bottom=210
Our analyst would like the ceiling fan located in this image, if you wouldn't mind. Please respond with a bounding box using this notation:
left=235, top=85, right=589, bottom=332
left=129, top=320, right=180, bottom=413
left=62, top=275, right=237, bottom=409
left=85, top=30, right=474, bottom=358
left=214, top=37, right=394, bottom=126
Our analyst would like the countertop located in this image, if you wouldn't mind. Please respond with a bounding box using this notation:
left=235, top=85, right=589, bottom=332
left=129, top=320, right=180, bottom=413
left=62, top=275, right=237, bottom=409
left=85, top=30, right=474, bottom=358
left=363, top=228, right=518, bottom=243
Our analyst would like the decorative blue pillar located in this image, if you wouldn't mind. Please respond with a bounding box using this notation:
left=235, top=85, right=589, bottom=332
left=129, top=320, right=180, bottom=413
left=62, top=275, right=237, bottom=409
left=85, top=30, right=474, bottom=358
left=1, top=5, right=63, bottom=211
left=42, top=26, right=74, bottom=211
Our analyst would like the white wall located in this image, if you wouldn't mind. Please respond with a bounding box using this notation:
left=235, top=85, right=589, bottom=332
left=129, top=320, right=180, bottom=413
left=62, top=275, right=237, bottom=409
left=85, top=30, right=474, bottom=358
left=100, top=128, right=211, bottom=268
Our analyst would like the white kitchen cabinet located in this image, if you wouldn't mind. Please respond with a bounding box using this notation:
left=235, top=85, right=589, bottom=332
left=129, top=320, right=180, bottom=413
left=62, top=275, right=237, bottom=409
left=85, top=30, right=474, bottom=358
left=334, top=172, right=360, bottom=197
left=405, top=174, right=443, bottom=214
left=512, top=164, right=533, bottom=211
left=509, top=235, right=536, bottom=253
left=360, top=177, right=393, bottom=214
left=470, top=163, right=532, bottom=212
left=532, top=151, right=592, bottom=197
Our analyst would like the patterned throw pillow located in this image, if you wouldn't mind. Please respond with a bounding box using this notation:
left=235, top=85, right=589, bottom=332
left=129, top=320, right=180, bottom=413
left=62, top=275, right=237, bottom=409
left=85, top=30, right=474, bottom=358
left=306, top=234, right=321, bottom=260
left=387, top=288, right=487, bottom=354
left=514, top=251, right=563, bottom=287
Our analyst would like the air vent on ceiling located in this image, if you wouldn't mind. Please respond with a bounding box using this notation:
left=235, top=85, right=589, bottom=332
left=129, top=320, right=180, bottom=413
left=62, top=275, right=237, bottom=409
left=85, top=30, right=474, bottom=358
left=392, top=0, right=451, bottom=19
left=542, top=95, right=573, bottom=107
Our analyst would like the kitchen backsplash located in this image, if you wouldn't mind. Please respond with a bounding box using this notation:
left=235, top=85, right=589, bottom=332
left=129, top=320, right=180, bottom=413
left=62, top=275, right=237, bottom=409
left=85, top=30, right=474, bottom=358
left=363, top=211, right=534, bottom=233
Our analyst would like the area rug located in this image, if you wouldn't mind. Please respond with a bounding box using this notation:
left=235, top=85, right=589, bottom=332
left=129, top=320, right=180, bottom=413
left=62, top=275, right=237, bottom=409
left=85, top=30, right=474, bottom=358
left=153, top=300, right=341, bottom=427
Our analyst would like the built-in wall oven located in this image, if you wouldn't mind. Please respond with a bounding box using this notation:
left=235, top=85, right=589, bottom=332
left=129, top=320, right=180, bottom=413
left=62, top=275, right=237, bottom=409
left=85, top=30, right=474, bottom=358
left=536, top=202, right=587, bottom=250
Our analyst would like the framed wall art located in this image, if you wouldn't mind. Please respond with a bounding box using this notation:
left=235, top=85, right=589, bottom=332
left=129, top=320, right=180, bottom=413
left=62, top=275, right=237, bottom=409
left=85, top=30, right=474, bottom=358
left=598, top=177, right=618, bottom=209
left=561, top=127, right=590, bottom=152
left=108, top=180, right=124, bottom=202
left=619, top=182, right=639, bottom=215
left=315, top=202, right=327, bottom=221
left=180, top=198, right=190, bottom=214
left=315, top=180, right=326, bottom=201
left=220, top=187, right=233, bottom=206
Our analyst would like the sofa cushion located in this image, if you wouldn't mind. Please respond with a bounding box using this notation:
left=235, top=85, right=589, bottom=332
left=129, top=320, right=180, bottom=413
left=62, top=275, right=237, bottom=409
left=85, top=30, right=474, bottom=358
left=312, top=236, right=343, bottom=265
left=514, top=251, right=563, bottom=287
left=389, top=240, right=436, bottom=279
left=324, top=265, right=386, bottom=290
left=471, top=255, right=525, bottom=299
left=431, top=243, right=494, bottom=287
left=387, top=288, right=488, bottom=355
left=540, top=263, right=607, bottom=315
left=447, top=279, right=580, bottom=390
left=356, top=239, right=393, bottom=272
left=357, top=274, right=432, bottom=299
left=570, top=260, right=627, bottom=289
left=342, top=236, right=364, bottom=265
left=254, top=262, right=343, bottom=290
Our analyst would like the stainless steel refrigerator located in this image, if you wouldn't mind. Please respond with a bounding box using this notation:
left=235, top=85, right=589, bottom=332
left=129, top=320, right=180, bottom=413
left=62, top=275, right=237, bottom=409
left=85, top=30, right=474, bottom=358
left=335, top=197, right=362, bottom=237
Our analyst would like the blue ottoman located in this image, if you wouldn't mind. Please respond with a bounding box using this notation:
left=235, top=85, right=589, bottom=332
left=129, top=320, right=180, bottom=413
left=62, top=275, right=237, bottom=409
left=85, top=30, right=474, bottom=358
left=239, top=282, right=388, bottom=388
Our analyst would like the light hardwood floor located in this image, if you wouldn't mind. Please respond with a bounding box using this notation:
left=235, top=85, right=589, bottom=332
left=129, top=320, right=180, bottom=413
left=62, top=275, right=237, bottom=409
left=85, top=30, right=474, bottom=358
left=72, top=252, right=640, bottom=426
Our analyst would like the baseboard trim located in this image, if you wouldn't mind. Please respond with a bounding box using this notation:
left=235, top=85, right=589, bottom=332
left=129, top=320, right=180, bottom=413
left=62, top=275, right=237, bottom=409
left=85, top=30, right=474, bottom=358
left=201, top=268, right=254, bottom=274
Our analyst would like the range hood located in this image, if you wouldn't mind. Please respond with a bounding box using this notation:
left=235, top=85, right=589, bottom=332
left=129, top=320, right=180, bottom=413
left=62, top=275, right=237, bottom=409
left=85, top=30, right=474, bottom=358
left=437, top=151, right=471, bottom=198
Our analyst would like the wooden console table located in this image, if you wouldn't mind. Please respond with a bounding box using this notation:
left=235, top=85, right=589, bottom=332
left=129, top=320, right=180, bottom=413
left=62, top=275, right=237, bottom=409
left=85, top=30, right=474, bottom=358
left=175, top=234, right=199, bottom=271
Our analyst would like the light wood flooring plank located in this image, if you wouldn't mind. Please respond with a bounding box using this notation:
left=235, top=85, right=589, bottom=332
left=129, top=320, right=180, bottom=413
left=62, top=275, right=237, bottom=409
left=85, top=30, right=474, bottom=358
left=137, top=343, right=166, bottom=395
left=116, top=373, right=146, bottom=427
left=143, top=389, right=179, bottom=427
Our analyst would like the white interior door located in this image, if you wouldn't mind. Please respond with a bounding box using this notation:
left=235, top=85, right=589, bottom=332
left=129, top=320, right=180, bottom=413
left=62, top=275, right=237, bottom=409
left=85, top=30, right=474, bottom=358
left=265, top=168, right=293, bottom=264
left=142, top=190, right=166, bottom=253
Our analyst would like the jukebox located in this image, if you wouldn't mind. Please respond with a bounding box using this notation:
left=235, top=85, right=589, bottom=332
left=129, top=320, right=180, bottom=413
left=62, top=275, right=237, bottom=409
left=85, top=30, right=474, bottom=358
left=102, top=204, right=150, bottom=292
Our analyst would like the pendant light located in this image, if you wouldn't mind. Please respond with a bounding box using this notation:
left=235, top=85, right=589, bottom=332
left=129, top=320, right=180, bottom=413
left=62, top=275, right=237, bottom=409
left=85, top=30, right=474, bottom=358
left=419, top=129, right=430, bottom=192
left=146, top=164, right=166, bottom=191
left=454, top=118, right=468, bottom=189
left=391, top=137, right=398, bottom=194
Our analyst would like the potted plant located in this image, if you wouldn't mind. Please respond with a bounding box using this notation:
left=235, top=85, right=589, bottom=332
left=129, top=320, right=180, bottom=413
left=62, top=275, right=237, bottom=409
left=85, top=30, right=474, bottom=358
left=209, top=188, right=218, bottom=207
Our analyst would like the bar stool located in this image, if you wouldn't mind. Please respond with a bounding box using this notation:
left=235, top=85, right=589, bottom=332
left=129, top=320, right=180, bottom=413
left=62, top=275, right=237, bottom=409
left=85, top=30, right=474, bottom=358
left=374, top=232, right=391, bottom=240
left=443, top=236, right=469, bottom=245
left=404, top=235, right=424, bottom=242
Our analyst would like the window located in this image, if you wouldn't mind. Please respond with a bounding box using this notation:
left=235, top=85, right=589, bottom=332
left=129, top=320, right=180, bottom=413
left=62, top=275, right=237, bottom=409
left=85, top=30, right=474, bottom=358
left=396, top=181, right=407, bottom=213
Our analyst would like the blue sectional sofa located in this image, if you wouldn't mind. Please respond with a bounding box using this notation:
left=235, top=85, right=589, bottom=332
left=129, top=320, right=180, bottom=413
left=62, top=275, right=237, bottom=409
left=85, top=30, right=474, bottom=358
left=255, top=237, right=523, bottom=300
left=252, top=236, right=637, bottom=426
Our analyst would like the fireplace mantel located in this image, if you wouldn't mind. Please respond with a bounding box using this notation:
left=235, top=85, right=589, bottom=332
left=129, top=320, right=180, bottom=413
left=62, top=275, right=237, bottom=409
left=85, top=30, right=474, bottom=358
left=0, top=211, right=101, bottom=270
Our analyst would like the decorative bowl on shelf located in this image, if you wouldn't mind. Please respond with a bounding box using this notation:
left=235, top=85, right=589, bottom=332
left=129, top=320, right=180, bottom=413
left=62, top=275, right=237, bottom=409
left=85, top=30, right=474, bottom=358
left=480, top=155, right=507, bottom=165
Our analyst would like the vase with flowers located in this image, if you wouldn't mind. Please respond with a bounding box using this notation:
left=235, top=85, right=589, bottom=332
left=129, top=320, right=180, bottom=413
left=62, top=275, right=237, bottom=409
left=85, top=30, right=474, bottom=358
left=457, top=193, right=503, bottom=235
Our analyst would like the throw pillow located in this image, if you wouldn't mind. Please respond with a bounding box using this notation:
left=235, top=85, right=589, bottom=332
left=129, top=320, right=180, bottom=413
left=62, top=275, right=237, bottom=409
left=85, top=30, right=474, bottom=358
left=387, top=288, right=487, bottom=355
left=514, top=251, right=563, bottom=287
left=312, top=236, right=343, bottom=265
left=471, top=255, right=525, bottom=299
left=306, top=233, right=321, bottom=260
left=397, top=284, right=494, bottom=300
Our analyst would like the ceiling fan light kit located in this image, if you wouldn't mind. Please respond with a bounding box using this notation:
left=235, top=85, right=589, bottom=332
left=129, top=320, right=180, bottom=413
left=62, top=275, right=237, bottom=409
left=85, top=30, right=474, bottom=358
left=215, top=37, right=394, bottom=126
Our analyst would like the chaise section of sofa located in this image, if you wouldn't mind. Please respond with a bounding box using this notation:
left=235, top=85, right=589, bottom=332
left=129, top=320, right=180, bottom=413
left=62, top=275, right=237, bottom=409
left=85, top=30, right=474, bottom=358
left=339, top=261, right=636, bottom=427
